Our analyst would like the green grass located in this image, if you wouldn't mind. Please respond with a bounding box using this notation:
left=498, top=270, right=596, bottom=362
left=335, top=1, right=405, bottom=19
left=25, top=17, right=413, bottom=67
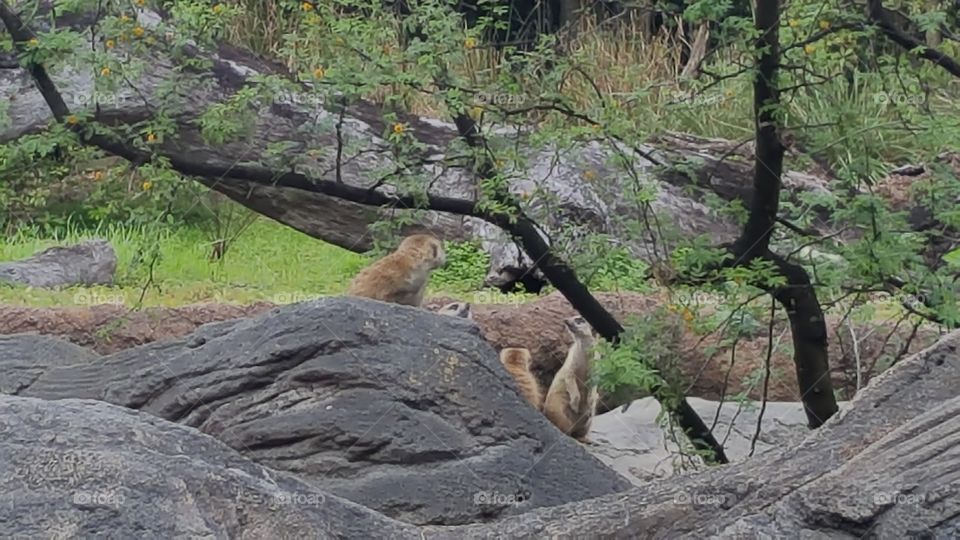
left=0, top=218, right=372, bottom=307
left=0, top=217, right=531, bottom=308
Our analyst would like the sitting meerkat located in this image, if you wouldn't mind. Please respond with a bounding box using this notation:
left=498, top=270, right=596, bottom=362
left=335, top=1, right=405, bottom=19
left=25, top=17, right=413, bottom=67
left=543, top=316, right=600, bottom=442
left=347, top=234, right=446, bottom=307
left=499, top=348, right=543, bottom=411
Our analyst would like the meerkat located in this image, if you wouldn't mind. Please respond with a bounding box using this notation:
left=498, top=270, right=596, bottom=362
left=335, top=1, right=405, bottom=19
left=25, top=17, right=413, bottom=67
left=347, top=234, right=446, bottom=307
left=437, top=301, right=472, bottom=319
left=543, top=316, right=600, bottom=442
left=499, top=348, right=544, bottom=411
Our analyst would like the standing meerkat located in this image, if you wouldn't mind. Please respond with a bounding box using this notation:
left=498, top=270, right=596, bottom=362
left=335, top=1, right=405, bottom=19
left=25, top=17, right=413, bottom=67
left=543, top=316, right=600, bottom=442
left=347, top=234, right=446, bottom=307
left=499, top=348, right=543, bottom=411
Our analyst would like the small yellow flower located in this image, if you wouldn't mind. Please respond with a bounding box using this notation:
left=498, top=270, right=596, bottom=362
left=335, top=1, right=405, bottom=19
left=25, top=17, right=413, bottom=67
left=312, top=66, right=325, bottom=79
left=804, top=44, right=816, bottom=55
left=28, top=38, right=39, bottom=47
left=583, top=170, right=596, bottom=181
left=93, top=171, right=106, bottom=182
left=788, top=19, right=799, bottom=28
left=724, top=89, right=735, bottom=98
left=335, top=37, right=344, bottom=45
left=464, top=36, right=477, bottom=49
left=469, top=106, right=483, bottom=120
left=120, top=14, right=130, bottom=22
left=819, top=19, right=830, bottom=30
left=100, top=66, right=111, bottom=76
left=212, top=4, right=224, bottom=13
left=136, top=0, right=145, bottom=5
left=301, top=2, right=314, bottom=11
left=132, top=26, right=145, bottom=38
left=145, top=36, right=156, bottom=45
left=392, top=123, right=405, bottom=135
left=105, top=39, right=115, bottom=49
left=681, top=308, right=694, bottom=323
left=495, top=159, right=504, bottom=168
left=142, top=180, right=153, bottom=191
left=65, top=115, right=79, bottom=125
left=519, top=191, right=531, bottom=200
left=146, top=132, right=157, bottom=143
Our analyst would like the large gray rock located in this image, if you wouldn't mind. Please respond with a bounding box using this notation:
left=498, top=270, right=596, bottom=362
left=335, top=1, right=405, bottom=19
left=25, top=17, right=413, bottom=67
left=0, top=394, right=418, bottom=538
left=2, top=297, right=631, bottom=525
left=0, top=240, right=116, bottom=288
left=0, top=333, right=99, bottom=394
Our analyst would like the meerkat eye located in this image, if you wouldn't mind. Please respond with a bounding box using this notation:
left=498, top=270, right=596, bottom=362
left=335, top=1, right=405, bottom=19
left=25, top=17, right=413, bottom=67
left=431, top=245, right=439, bottom=258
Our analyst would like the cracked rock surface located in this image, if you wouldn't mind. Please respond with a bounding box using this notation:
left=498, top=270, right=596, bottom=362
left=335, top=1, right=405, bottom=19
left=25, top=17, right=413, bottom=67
left=0, top=297, right=630, bottom=525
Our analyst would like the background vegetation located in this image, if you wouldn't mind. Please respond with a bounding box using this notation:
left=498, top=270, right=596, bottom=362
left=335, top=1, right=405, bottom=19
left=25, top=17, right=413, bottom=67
left=2, top=1, right=959, bottom=430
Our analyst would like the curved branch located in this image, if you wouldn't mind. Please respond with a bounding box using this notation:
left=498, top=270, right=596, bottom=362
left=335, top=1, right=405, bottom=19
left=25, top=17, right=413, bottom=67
left=867, top=0, right=960, bottom=78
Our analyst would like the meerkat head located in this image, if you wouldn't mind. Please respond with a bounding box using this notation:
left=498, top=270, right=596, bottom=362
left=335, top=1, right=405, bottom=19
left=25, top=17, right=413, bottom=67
left=437, top=301, right=472, bottom=319
left=500, top=347, right=532, bottom=369
left=400, top=234, right=446, bottom=270
left=563, top=315, right=595, bottom=341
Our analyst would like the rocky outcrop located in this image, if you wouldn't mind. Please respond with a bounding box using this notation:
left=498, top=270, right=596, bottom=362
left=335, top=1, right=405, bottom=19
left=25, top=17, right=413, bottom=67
left=2, top=318, right=958, bottom=537
left=436, top=330, right=960, bottom=537
left=0, top=395, right=417, bottom=538
left=0, top=333, right=99, bottom=394
left=0, top=297, right=631, bottom=525
left=0, top=240, right=116, bottom=288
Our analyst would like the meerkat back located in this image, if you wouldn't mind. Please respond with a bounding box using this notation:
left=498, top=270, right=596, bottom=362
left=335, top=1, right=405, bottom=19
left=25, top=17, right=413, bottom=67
left=347, top=234, right=446, bottom=307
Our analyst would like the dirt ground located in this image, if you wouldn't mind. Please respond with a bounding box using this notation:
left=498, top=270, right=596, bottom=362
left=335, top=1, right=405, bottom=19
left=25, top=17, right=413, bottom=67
left=1, top=292, right=942, bottom=408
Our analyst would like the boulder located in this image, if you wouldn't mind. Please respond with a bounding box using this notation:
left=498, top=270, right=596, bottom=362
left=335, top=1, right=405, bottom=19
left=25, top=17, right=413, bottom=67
left=2, top=297, right=631, bottom=525
left=0, top=333, right=99, bottom=394
left=0, top=394, right=417, bottom=538
left=0, top=240, right=116, bottom=288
